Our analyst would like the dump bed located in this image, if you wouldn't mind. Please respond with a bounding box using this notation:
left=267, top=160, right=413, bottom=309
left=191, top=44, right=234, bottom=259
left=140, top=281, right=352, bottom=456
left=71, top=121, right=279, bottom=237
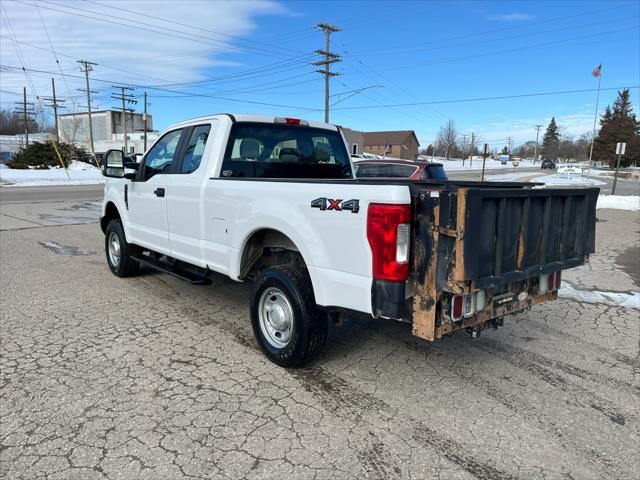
left=410, top=181, right=599, bottom=340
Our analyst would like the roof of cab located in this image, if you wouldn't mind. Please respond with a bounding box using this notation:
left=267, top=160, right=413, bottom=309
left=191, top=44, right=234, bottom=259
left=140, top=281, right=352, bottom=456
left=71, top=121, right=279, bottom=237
left=170, top=114, right=339, bottom=131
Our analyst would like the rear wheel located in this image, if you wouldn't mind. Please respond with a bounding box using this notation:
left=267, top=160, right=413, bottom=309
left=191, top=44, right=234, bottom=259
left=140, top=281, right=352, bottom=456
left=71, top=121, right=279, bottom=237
left=250, top=265, right=327, bottom=367
left=105, top=219, right=139, bottom=277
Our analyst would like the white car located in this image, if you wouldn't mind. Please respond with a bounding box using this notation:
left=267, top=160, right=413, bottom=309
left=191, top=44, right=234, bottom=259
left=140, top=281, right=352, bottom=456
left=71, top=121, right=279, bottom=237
left=100, top=114, right=598, bottom=366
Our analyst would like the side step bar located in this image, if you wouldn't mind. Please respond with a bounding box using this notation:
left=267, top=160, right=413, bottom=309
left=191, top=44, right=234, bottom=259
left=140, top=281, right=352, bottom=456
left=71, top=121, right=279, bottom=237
left=131, top=254, right=211, bottom=285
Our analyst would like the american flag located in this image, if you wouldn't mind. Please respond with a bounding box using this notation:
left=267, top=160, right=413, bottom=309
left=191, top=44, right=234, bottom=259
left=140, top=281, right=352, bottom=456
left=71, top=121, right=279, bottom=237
left=592, top=64, right=602, bottom=77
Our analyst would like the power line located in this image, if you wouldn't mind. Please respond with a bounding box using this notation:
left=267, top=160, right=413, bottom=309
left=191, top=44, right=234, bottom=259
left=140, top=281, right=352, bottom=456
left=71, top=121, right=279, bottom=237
left=384, top=25, right=639, bottom=70
left=13, top=0, right=298, bottom=60
left=332, top=85, right=640, bottom=110
left=313, top=23, right=341, bottom=123
left=351, top=6, right=634, bottom=56
left=0, top=33, right=315, bottom=90
left=84, top=0, right=307, bottom=56
left=33, top=0, right=73, bottom=98
left=0, top=6, right=40, bottom=100
left=0, top=65, right=323, bottom=111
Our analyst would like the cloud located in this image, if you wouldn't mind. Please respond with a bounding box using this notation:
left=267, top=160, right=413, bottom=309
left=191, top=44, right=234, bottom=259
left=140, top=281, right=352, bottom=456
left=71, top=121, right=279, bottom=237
left=487, top=13, right=534, bottom=22
left=0, top=0, right=287, bottom=110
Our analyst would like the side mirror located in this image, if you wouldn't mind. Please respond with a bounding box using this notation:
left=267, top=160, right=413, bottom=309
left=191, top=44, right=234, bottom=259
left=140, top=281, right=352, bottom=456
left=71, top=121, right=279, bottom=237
left=102, top=149, right=125, bottom=178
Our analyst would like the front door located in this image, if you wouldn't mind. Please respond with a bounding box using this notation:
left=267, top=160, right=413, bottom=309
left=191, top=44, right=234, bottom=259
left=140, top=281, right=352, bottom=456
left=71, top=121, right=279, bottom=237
left=127, top=128, right=185, bottom=255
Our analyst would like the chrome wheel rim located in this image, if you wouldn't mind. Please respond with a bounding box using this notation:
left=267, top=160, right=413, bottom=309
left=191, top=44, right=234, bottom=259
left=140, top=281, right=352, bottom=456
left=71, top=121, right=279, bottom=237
left=258, top=287, right=294, bottom=348
left=108, top=231, right=121, bottom=267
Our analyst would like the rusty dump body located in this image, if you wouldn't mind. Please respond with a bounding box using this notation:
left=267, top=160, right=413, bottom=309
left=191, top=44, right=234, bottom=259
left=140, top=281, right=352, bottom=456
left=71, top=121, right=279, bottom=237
left=406, top=180, right=599, bottom=340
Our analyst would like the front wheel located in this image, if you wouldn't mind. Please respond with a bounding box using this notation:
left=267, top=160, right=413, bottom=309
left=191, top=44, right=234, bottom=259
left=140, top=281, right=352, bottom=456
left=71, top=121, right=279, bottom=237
left=105, top=219, right=139, bottom=277
left=250, top=265, right=327, bottom=367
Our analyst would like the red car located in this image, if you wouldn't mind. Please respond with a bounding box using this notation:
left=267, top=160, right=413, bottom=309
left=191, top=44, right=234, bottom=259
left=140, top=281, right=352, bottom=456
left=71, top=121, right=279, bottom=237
left=354, top=159, right=448, bottom=180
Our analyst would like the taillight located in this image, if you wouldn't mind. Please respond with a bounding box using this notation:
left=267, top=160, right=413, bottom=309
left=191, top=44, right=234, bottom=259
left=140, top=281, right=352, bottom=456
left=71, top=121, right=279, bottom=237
left=475, top=290, right=486, bottom=311
left=452, top=295, right=463, bottom=321
left=540, top=272, right=561, bottom=293
left=367, top=204, right=411, bottom=281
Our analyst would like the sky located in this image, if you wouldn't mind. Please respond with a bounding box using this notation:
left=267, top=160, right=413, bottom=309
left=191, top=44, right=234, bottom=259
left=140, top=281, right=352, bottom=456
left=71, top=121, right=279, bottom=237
left=1, top=0, right=639, bottom=150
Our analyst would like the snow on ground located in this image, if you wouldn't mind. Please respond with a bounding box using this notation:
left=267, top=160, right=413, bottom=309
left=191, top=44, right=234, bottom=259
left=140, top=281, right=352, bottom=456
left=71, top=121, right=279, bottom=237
left=530, top=174, right=606, bottom=187
left=0, top=161, right=104, bottom=187
left=560, top=282, right=639, bottom=309
left=483, top=172, right=539, bottom=182
left=437, top=157, right=535, bottom=171
left=596, top=195, right=640, bottom=211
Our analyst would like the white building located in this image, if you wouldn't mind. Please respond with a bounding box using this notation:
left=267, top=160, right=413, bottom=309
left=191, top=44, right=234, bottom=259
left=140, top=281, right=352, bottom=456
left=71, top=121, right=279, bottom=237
left=0, top=133, right=53, bottom=163
left=57, top=110, right=158, bottom=154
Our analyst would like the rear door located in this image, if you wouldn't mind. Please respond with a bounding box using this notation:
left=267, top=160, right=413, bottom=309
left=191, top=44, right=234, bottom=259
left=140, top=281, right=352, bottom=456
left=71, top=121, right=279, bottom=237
left=127, top=128, right=186, bottom=255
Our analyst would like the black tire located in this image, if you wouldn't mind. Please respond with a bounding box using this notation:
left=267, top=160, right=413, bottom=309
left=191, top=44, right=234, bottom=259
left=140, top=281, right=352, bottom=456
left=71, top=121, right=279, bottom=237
left=105, top=219, right=139, bottom=277
left=250, top=265, right=327, bottom=368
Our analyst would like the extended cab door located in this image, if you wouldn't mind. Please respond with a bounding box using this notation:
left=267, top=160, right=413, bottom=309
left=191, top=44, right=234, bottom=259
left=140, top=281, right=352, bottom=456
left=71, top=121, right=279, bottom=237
left=127, top=128, right=186, bottom=254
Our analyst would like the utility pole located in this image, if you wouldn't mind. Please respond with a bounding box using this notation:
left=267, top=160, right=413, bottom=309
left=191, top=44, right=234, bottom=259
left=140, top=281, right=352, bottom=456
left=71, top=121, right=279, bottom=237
left=481, top=143, right=488, bottom=182
left=111, top=86, right=136, bottom=153
left=533, top=124, right=542, bottom=163
left=14, top=87, right=35, bottom=147
left=143, top=91, right=148, bottom=151
left=313, top=22, right=341, bottom=123
left=77, top=60, right=98, bottom=157
left=507, top=136, right=513, bottom=154
left=470, top=132, right=476, bottom=167
left=42, top=78, right=65, bottom=142
left=461, top=134, right=468, bottom=166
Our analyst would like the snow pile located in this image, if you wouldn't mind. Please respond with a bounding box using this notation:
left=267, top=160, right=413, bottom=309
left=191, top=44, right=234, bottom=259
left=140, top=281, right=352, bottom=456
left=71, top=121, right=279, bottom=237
left=559, top=283, right=639, bottom=309
left=67, top=160, right=100, bottom=171
left=531, top=175, right=606, bottom=187
left=596, top=195, right=640, bottom=211
left=440, top=158, right=535, bottom=171
left=0, top=164, right=104, bottom=187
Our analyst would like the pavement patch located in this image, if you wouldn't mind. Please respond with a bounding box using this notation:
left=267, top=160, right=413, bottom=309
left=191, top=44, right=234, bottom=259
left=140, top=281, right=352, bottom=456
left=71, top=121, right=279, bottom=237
left=39, top=240, right=96, bottom=256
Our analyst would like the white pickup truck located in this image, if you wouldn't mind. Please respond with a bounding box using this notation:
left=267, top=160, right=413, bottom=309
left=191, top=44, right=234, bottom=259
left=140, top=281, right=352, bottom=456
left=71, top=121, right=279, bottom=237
left=101, top=114, right=598, bottom=367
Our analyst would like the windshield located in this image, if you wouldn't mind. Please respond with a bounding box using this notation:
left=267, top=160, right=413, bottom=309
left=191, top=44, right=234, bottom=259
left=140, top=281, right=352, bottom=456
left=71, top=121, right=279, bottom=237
left=220, top=122, right=352, bottom=179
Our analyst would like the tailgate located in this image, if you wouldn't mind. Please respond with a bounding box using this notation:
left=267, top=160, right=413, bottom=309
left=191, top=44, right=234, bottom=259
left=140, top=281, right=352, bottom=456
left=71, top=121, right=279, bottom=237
left=441, top=187, right=599, bottom=288
left=411, top=184, right=599, bottom=340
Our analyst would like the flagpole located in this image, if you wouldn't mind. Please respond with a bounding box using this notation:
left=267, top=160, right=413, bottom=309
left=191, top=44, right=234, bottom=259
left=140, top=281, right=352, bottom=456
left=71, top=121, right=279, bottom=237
left=588, top=64, right=602, bottom=173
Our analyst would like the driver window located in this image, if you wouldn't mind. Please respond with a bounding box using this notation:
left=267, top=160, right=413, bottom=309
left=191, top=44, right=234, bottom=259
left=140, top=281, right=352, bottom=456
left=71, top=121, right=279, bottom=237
left=143, top=129, right=183, bottom=181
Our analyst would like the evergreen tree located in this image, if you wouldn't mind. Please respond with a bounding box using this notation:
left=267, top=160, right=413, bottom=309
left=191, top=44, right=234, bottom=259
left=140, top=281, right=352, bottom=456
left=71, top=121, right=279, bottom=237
left=541, top=117, right=560, bottom=160
left=593, top=89, right=640, bottom=167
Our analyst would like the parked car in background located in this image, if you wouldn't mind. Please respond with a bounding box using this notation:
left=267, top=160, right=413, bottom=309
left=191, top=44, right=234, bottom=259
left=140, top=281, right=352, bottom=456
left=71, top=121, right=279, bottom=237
left=541, top=159, right=556, bottom=169
left=354, top=159, right=448, bottom=180
left=511, top=156, right=521, bottom=167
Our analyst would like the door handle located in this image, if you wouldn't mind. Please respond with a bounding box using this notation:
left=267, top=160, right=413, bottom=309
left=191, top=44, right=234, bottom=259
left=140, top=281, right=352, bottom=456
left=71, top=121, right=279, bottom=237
left=154, top=188, right=165, bottom=197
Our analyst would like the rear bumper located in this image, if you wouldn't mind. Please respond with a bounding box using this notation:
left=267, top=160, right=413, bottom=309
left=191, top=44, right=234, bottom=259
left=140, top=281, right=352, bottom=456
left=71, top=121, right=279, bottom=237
left=371, top=279, right=406, bottom=319
left=434, top=290, right=557, bottom=338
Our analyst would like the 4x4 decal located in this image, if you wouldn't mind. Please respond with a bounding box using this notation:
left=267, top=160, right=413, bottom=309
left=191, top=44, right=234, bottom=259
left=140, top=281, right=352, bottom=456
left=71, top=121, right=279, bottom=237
left=311, top=197, right=359, bottom=213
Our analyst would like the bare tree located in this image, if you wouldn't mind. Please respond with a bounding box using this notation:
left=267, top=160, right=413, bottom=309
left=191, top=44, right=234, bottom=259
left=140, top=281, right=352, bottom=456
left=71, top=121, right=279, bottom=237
left=437, top=120, right=458, bottom=160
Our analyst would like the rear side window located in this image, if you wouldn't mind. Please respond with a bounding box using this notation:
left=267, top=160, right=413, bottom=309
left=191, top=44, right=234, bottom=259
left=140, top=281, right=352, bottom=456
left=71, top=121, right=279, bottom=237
left=421, top=164, right=448, bottom=180
left=355, top=163, right=418, bottom=178
left=220, top=122, right=352, bottom=179
left=181, top=125, right=210, bottom=174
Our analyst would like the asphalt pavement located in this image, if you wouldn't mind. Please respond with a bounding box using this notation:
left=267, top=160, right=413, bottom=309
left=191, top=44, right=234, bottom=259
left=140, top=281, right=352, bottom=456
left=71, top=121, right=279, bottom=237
left=0, top=185, right=638, bottom=479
